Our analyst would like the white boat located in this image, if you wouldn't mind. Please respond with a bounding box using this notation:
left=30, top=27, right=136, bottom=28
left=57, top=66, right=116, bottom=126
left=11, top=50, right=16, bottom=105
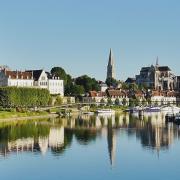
left=165, top=112, right=175, bottom=122
left=161, top=106, right=180, bottom=114
left=83, top=112, right=94, bottom=115
left=96, top=109, right=115, bottom=114
left=175, top=113, right=180, bottom=123
left=145, top=107, right=161, bottom=112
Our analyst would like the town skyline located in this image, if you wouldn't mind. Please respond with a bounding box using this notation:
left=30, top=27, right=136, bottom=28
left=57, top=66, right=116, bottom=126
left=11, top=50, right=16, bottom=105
left=0, top=52, right=178, bottom=82
left=0, top=0, right=180, bottom=80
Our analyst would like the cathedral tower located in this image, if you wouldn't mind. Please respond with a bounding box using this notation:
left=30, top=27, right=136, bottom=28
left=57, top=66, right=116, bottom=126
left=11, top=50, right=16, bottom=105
left=107, top=48, right=115, bottom=79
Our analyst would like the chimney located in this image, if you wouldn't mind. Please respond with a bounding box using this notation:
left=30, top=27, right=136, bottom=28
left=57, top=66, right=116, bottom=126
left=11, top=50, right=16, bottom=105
left=31, top=71, right=33, bottom=79
left=16, top=70, right=18, bottom=79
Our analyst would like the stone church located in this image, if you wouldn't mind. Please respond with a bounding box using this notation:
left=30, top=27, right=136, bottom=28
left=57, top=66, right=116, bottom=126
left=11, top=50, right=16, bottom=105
left=136, top=58, right=176, bottom=91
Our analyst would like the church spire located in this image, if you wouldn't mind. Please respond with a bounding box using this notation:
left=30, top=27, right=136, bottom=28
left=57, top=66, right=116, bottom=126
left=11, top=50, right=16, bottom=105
left=107, top=48, right=115, bottom=80
left=156, top=56, right=159, bottom=66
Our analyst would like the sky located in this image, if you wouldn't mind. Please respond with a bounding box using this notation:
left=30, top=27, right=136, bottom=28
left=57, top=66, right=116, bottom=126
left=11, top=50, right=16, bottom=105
left=0, top=0, right=180, bottom=81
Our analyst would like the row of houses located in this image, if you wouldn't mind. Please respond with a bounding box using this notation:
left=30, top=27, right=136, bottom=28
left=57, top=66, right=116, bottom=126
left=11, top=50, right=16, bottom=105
left=83, top=89, right=178, bottom=106
left=0, top=68, right=64, bottom=96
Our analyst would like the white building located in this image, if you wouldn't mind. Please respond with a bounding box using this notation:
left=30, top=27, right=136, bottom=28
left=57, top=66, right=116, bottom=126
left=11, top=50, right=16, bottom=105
left=151, top=96, right=176, bottom=106
left=0, top=69, right=64, bottom=96
left=150, top=90, right=177, bottom=105
left=0, top=70, right=34, bottom=87
left=100, top=83, right=108, bottom=92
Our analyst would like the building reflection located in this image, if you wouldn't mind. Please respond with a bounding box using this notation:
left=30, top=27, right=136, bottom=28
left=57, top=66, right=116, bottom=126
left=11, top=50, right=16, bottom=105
left=0, top=125, right=65, bottom=157
left=107, top=120, right=116, bottom=166
left=0, top=112, right=180, bottom=165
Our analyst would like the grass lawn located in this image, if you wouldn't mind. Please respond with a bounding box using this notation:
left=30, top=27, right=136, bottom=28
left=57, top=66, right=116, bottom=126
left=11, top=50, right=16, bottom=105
left=0, top=110, right=49, bottom=119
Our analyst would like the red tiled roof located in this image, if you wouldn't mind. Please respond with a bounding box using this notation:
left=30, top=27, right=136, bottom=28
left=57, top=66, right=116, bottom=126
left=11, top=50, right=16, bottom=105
left=107, top=90, right=127, bottom=97
left=4, top=70, right=33, bottom=80
left=89, top=91, right=106, bottom=97
left=167, top=91, right=177, bottom=97
left=152, top=90, right=163, bottom=96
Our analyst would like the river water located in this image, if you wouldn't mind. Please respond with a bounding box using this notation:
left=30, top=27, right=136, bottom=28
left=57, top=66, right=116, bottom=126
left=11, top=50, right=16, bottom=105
left=0, top=112, right=180, bottom=180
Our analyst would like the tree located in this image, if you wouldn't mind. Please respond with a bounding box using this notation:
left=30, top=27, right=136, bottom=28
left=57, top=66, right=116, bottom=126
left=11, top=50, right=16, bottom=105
left=51, top=67, right=100, bottom=96
left=51, top=67, right=68, bottom=85
left=134, top=97, right=140, bottom=106
left=75, top=75, right=100, bottom=93
left=100, top=98, right=105, bottom=106
left=0, top=87, right=50, bottom=108
left=55, top=96, right=63, bottom=106
left=147, top=98, right=152, bottom=106
left=129, top=83, right=139, bottom=91
left=107, top=98, right=113, bottom=106
left=106, top=77, right=118, bottom=87
left=71, top=84, right=85, bottom=96
left=65, top=74, right=73, bottom=95
left=142, top=99, right=147, bottom=106
left=155, top=100, right=159, bottom=106
left=121, top=82, right=130, bottom=90
left=129, top=98, right=135, bottom=107
left=122, top=98, right=127, bottom=106
left=138, top=83, right=148, bottom=91
left=115, top=98, right=120, bottom=106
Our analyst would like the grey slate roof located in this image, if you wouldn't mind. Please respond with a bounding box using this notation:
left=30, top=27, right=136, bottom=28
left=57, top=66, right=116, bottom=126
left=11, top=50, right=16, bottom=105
left=26, top=70, right=43, bottom=81
left=157, top=66, right=171, bottom=71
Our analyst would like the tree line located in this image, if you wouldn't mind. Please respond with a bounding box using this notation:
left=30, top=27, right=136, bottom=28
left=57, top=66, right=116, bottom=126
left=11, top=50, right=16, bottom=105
left=51, top=67, right=100, bottom=96
left=0, top=87, right=50, bottom=108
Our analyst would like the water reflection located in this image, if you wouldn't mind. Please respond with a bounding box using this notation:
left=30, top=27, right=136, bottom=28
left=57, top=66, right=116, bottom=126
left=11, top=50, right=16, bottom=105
left=0, top=112, right=180, bottom=166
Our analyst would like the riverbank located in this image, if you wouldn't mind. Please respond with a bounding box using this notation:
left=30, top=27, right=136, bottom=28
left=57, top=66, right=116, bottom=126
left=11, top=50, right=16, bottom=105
left=0, top=110, right=59, bottom=122
left=0, top=105, right=127, bottom=123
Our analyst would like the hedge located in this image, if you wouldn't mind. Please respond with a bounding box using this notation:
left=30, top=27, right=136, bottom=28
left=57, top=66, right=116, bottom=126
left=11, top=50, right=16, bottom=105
left=0, top=87, right=50, bottom=108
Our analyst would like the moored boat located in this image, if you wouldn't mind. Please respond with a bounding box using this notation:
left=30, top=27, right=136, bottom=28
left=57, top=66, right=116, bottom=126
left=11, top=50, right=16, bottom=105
left=96, top=109, right=115, bottom=114
left=174, top=113, right=180, bottom=123
left=161, top=106, right=180, bottom=114
left=165, top=112, right=175, bottom=122
left=83, top=112, right=94, bottom=115
left=125, top=106, right=141, bottom=113
left=145, top=107, right=161, bottom=112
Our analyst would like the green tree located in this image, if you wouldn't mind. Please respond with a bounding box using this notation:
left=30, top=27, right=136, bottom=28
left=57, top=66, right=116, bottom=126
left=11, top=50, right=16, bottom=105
left=0, top=87, right=50, bottom=108
left=122, top=98, right=127, bottom=106
left=71, top=84, right=85, bottom=96
left=75, top=75, right=100, bottom=93
left=55, top=96, right=63, bottom=106
left=129, top=84, right=139, bottom=91
left=100, top=98, right=105, bottom=104
left=115, top=98, right=120, bottom=106
left=121, top=82, right=130, bottom=90
left=142, top=99, right=147, bottom=106
left=129, top=98, right=135, bottom=107
left=107, top=98, right=113, bottom=106
left=105, top=77, right=118, bottom=87
left=155, top=100, right=159, bottom=106
left=147, top=98, right=152, bottom=106
left=51, top=67, right=68, bottom=85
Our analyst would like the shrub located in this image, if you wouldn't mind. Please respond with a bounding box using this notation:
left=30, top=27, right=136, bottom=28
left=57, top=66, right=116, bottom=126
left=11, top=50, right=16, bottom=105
left=0, top=87, right=50, bottom=108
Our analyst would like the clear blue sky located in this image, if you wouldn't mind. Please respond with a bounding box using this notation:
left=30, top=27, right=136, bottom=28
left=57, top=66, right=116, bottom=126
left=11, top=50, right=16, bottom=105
left=0, top=0, right=180, bottom=81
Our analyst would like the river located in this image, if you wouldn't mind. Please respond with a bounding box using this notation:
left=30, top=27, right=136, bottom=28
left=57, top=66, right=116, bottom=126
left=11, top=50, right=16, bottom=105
left=0, top=112, right=179, bottom=180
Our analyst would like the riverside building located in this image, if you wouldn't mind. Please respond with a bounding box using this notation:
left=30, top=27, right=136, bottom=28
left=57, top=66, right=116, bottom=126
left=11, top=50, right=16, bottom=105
left=0, top=68, right=64, bottom=96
